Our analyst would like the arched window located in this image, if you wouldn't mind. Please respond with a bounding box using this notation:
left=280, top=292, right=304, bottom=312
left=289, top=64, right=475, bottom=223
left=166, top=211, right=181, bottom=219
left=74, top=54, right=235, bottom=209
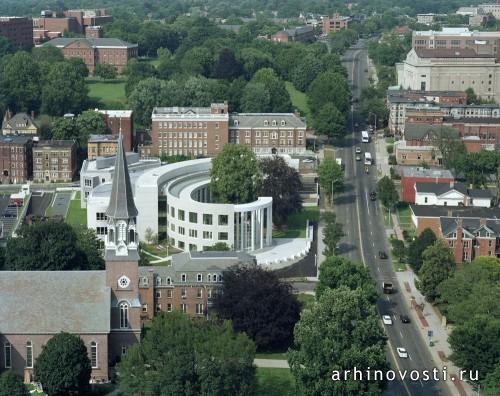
left=119, top=303, right=129, bottom=328
left=196, top=273, right=203, bottom=282
left=207, top=274, right=212, bottom=282
left=166, top=277, right=172, bottom=285
left=129, top=229, right=135, bottom=243
left=118, top=222, right=126, bottom=242
left=4, top=342, right=11, bottom=368
left=108, top=228, right=114, bottom=244
left=26, top=341, right=33, bottom=368
left=90, top=342, right=98, bottom=368
left=181, top=273, right=187, bottom=282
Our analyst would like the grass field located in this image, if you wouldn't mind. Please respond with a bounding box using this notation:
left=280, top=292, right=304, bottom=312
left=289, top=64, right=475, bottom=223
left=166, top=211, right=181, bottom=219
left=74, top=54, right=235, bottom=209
left=396, top=204, right=412, bottom=232
left=296, top=293, right=315, bottom=311
left=273, top=206, right=319, bottom=238
left=87, top=79, right=127, bottom=107
left=285, top=82, right=311, bottom=122
left=256, top=368, right=295, bottom=396
left=65, top=192, right=87, bottom=227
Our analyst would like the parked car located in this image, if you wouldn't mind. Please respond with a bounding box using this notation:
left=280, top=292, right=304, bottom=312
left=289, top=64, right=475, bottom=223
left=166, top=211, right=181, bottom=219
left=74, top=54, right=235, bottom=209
left=397, top=347, right=408, bottom=358
left=382, top=315, right=393, bottom=325
left=378, top=250, right=388, bottom=259
left=355, top=147, right=362, bottom=154
left=356, top=155, right=361, bottom=161
left=400, top=314, right=411, bottom=323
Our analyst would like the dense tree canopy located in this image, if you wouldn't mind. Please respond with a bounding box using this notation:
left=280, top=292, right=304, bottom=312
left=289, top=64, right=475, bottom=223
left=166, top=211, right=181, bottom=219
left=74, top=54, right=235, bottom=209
left=260, top=156, right=302, bottom=226
left=318, top=158, right=344, bottom=203
left=313, top=103, right=346, bottom=139
left=0, top=371, right=29, bottom=396
left=250, top=68, right=292, bottom=112
left=214, top=265, right=300, bottom=350
left=93, top=62, right=118, bottom=79
left=118, top=312, right=256, bottom=395
left=321, top=211, right=344, bottom=257
left=376, top=176, right=399, bottom=209
left=407, top=228, right=437, bottom=273
left=34, top=332, right=91, bottom=396
left=307, top=71, right=350, bottom=116
left=210, top=144, right=262, bottom=204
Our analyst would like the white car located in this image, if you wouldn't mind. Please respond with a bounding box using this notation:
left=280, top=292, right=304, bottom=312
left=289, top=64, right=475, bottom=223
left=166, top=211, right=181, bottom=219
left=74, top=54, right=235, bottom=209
left=302, top=158, right=314, bottom=163
left=355, top=147, right=362, bottom=154
left=397, top=348, right=408, bottom=358
left=382, top=315, right=393, bottom=325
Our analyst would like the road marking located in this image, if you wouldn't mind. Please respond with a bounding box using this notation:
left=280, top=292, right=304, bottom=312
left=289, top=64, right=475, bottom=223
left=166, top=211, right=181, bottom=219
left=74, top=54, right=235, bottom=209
left=400, top=331, right=403, bottom=337
left=377, top=266, right=380, bottom=272
left=386, top=296, right=390, bottom=302
left=409, top=355, right=412, bottom=361
left=385, top=335, right=413, bottom=396
left=372, top=242, right=375, bottom=247
left=370, top=230, right=373, bottom=236
left=365, top=191, right=370, bottom=214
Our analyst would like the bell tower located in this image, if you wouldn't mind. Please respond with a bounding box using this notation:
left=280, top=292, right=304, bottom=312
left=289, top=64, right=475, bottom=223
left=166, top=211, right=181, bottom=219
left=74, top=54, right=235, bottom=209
left=104, top=134, right=142, bottom=365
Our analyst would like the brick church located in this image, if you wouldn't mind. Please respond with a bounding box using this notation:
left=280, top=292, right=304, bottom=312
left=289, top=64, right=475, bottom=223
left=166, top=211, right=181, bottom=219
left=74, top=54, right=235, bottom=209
left=0, top=135, right=142, bottom=382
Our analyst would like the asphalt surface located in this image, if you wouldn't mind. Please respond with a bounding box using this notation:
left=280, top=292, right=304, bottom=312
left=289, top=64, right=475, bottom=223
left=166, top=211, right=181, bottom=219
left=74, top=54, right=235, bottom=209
left=336, top=45, right=451, bottom=396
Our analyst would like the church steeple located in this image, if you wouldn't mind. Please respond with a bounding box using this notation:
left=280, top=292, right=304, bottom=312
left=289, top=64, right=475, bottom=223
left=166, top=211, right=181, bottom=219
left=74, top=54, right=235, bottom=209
left=105, top=134, right=139, bottom=260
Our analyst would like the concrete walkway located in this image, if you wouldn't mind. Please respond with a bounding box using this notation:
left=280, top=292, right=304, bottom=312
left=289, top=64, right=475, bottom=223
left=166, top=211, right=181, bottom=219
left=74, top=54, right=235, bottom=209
left=254, top=359, right=289, bottom=368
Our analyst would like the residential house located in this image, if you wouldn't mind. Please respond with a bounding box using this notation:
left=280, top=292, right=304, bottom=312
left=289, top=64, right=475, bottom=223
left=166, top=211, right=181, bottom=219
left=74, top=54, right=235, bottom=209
left=2, top=112, right=39, bottom=136
left=415, top=182, right=493, bottom=207
left=400, top=167, right=454, bottom=202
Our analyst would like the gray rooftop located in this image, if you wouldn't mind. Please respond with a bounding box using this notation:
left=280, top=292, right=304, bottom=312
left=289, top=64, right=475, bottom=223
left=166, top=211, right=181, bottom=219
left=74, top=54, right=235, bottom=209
left=415, top=48, right=493, bottom=58
left=105, top=135, right=138, bottom=220
left=172, top=251, right=256, bottom=272
left=0, top=135, right=32, bottom=145
left=415, top=182, right=467, bottom=196
left=230, top=113, right=306, bottom=128
left=405, top=124, right=459, bottom=140
left=469, top=188, right=494, bottom=199
left=2, top=112, right=38, bottom=130
left=153, top=104, right=226, bottom=116
left=34, top=140, right=75, bottom=149
left=401, top=167, right=454, bottom=179
left=89, top=134, right=119, bottom=143
left=43, top=37, right=137, bottom=48
left=411, top=204, right=500, bottom=219
left=0, top=271, right=110, bottom=334
left=440, top=217, right=500, bottom=236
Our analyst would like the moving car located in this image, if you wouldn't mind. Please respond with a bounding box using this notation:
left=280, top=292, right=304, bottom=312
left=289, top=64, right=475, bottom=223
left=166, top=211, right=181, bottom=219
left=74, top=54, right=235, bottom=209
left=356, top=155, right=361, bottom=161
left=355, top=147, right=362, bottom=154
left=397, top=348, right=408, bottom=358
left=378, top=250, right=388, bottom=259
left=382, top=315, right=393, bottom=325
left=400, top=315, right=411, bottom=323
left=370, top=191, right=377, bottom=200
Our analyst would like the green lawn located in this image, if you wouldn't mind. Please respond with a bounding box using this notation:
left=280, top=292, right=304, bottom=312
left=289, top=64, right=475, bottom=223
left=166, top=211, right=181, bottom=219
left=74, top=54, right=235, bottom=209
left=296, top=293, right=315, bottom=311
left=392, top=257, right=407, bottom=272
left=273, top=206, right=319, bottom=238
left=285, top=82, right=311, bottom=122
left=383, top=209, right=392, bottom=228
left=396, top=204, right=412, bottom=232
left=256, top=368, right=295, bottom=396
left=87, top=79, right=127, bottom=107
left=66, top=192, right=87, bottom=227
left=26, top=384, right=44, bottom=395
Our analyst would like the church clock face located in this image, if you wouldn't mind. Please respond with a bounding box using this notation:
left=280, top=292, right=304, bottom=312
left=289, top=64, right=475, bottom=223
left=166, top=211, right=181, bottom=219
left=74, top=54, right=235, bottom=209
left=118, top=275, right=131, bottom=289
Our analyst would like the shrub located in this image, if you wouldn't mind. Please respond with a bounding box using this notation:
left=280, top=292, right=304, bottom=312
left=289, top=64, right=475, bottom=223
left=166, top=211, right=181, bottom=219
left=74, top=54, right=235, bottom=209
left=388, top=155, right=397, bottom=165
left=386, top=145, right=394, bottom=154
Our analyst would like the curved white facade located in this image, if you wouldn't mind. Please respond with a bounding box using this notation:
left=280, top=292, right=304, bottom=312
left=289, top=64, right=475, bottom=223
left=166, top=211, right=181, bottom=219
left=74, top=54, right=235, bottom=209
left=87, top=158, right=273, bottom=253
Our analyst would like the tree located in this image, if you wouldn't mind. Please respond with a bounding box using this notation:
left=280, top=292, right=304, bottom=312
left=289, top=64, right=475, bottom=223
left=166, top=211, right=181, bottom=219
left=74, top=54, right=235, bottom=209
left=407, top=228, right=437, bottom=273
left=213, top=48, right=242, bottom=80
left=128, top=77, right=166, bottom=126
left=75, top=110, right=109, bottom=145
left=288, top=287, right=388, bottom=396
left=239, top=47, right=272, bottom=79
left=321, top=212, right=344, bottom=257
left=67, top=57, right=89, bottom=78
left=417, top=240, right=455, bottom=302
left=210, top=144, right=262, bottom=204
left=204, top=242, right=230, bottom=251
left=482, top=364, right=500, bottom=396
left=124, top=58, right=157, bottom=96
left=34, top=332, right=91, bottom=396
left=307, top=71, right=350, bottom=116
left=0, top=51, right=41, bottom=113
left=41, top=61, right=89, bottom=116
left=0, top=371, right=29, bottom=396
left=250, top=68, right=292, bottom=112
left=180, top=46, right=213, bottom=77
left=260, top=156, right=302, bottom=226
left=118, top=312, right=256, bottom=395
left=3, top=221, right=104, bottom=271
left=316, top=255, right=378, bottom=303
left=318, top=158, right=344, bottom=203
left=313, top=103, right=346, bottom=139
left=74, top=226, right=105, bottom=270
left=431, top=126, right=467, bottom=173
left=449, top=317, right=500, bottom=382
left=390, top=238, right=406, bottom=262
left=376, top=176, right=398, bottom=209
left=93, top=62, right=117, bottom=79
left=290, top=57, right=324, bottom=92
left=214, top=265, right=300, bottom=351
left=51, top=117, right=78, bottom=141
left=32, top=46, right=64, bottom=65
left=240, top=82, right=271, bottom=112
left=0, top=35, right=13, bottom=58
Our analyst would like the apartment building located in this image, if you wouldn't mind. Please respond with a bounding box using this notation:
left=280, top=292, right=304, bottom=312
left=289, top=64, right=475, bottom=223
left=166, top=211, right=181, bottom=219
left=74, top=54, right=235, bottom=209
left=322, top=14, right=351, bottom=34
left=32, top=140, right=76, bottom=183
left=42, top=37, right=138, bottom=74
left=87, top=134, right=118, bottom=160
left=0, top=17, right=33, bottom=50
left=97, top=109, right=133, bottom=152
left=416, top=14, right=438, bottom=25
left=0, top=136, right=32, bottom=184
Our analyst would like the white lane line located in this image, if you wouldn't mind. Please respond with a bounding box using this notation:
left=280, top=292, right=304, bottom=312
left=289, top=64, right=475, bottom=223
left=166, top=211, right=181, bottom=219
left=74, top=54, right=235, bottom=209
left=400, top=331, right=403, bottom=337
left=386, top=296, right=390, bottom=302
left=377, top=266, right=380, bottom=272
left=370, top=230, right=373, bottom=236
left=409, top=355, right=412, bottom=361
left=372, top=242, right=375, bottom=247
left=365, top=191, right=370, bottom=214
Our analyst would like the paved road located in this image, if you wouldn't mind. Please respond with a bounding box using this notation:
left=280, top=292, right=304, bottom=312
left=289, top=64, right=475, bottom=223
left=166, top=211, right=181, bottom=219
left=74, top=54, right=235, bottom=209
left=336, top=46, right=451, bottom=396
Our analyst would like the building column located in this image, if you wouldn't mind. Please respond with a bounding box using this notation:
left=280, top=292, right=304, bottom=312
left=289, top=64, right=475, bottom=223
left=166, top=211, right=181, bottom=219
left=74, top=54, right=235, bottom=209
left=266, top=205, right=272, bottom=245
left=251, top=210, right=255, bottom=251
left=240, top=211, right=245, bottom=251
left=259, top=208, right=264, bottom=249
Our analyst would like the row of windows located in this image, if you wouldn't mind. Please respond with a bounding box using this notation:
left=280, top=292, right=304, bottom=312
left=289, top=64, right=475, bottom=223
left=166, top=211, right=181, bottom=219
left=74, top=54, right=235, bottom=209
left=145, top=303, right=205, bottom=315
left=236, top=138, right=302, bottom=146
left=159, top=140, right=207, bottom=148
left=140, top=272, right=223, bottom=287
left=169, top=210, right=228, bottom=226
left=155, top=287, right=213, bottom=299
left=158, top=132, right=208, bottom=138
left=157, top=122, right=211, bottom=129
left=171, top=225, right=228, bottom=241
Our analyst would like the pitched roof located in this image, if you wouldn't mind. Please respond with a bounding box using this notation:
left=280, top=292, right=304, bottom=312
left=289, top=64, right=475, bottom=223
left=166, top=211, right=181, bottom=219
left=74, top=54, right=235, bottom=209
left=105, top=134, right=138, bottom=219
left=43, top=37, right=137, bottom=48
left=229, top=113, right=306, bottom=128
left=404, top=123, right=459, bottom=140
left=34, top=140, right=75, bottom=149
left=411, top=204, right=500, bottom=218
left=415, top=182, right=467, bottom=196
left=469, top=188, right=493, bottom=199
left=0, top=271, right=110, bottom=334
left=401, top=167, right=454, bottom=179
left=2, top=112, right=38, bottom=130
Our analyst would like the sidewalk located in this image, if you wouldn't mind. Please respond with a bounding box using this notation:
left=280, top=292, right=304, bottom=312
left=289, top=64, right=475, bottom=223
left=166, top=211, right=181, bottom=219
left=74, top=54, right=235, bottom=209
left=374, top=134, right=390, bottom=178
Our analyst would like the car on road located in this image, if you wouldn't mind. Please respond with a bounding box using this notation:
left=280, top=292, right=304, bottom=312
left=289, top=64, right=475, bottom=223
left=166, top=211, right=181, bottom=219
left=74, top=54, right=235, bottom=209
left=378, top=250, right=388, bottom=259
left=356, top=155, right=361, bottom=161
left=370, top=191, right=377, bottom=200
left=355, top=147, right=362, bottom=154
left=397, top=348, right=408, bottom=358
left=382, top=315, right=392, bottom=325
left=400, top=315, right=411, bottom=323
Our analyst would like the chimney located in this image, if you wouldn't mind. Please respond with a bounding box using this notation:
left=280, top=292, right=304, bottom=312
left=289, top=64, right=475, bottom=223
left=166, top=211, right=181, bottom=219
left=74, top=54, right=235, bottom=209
left=31, top=110, right=35, bottom=119
left=447, top=209, right=453, bottom=217
left=479, top=218, right=487, bottom=227
left=450, top=180, right=454, bottom=188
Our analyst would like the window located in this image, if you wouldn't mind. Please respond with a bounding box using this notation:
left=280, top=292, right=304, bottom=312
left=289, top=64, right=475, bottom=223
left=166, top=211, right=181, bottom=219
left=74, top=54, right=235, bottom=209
left=178, top=226, right=185, bottom=235
left=203, top=214, right=213, bottom=225
left=463, top=241, right=469, bottom=248
left=207, top=288, right=212, bottom=299
left=218, top=274, right=223, bottom=282
left=26, top=341, right=33, bottom=368
left=207, top=274, right=212, bottom=282
left=424, top=197, right=428, bottom=203
left=4, top=342, right=11, bottom=368
left=119, top=303, right=129, bottom=328
left=121, top=346, right=127, bottom=356
left=170, top=207, right=175, bottom=217
left=167, top=303, right=172, bottom=312
left=196, top=288, right=203, bottom=298
left=218, top=215, right=228, bottom=225
left=166, top=277, right=172, bottom=285
left=189, top=212, right=198, bottom=223
left=156, top=277, right=162, bottom=286
left=142, top=304, right=148, bottom=313
left=181, top=273, right=187, bottom=282
left=155, top=290, right=161, bottom=299
left=90, top=342, right=98, bottom=368
left=96, top=212, right=107, bottom=221
left=178, top=209, right=185, bottom=221
left=167, top=289, right=173, bottom=298
left=195, top=304, right=204, bottom=315
left=155, top=304, right=162, bottom=313
left=181, top=304, right=187, bottom=313
left=189, top=229, right=197, bottom=238
left=197, top=273, right=203, bottom=282
left=96, top=227, right=107, bottom=235
left=218, top=232, right=228, bottom=241
left=181, top=288, right=187, bottom=298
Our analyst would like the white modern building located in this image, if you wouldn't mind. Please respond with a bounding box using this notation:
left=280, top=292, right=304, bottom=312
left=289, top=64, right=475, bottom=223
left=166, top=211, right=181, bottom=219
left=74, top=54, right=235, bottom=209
left=86, top=157, right=273, bottom=253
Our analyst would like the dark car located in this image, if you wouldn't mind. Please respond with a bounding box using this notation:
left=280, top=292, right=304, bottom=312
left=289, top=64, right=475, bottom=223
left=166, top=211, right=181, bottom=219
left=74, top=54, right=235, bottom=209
left=370, top=191, right=377, bottom=201
left=378, top=250, right=388, bottom=259
left=400, top=315, right=411, bottom=323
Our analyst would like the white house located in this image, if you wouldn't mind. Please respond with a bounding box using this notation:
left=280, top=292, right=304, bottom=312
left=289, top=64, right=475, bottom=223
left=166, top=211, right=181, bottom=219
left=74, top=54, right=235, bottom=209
left=415, top=182, right=493, bottom=207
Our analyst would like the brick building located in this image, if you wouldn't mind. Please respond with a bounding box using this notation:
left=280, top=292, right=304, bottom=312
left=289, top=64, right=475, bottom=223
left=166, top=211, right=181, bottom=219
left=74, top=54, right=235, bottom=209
left=410, top=205, right=500, bottom=263
left=400, top=167, right=454, bottom=202
left=88, top=134, right=119, bottom=160
left=271, top=26, right=315, bottom=43
left=0, top=136, right=32, bottom=184
left=139, top=251, right=255, bottom=320
left=42, top=37, right=138, bottom=74
left=322, top=14, right=351, bottom=34
left=0, top=17, right=33, bottom=50
left=151, top=104, right=307, bottom=158
left=32, top=140, right=76, bottom=183
left=97, top=110, right=134, bottom=152
left=2, top=112, right=39, bottom=136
